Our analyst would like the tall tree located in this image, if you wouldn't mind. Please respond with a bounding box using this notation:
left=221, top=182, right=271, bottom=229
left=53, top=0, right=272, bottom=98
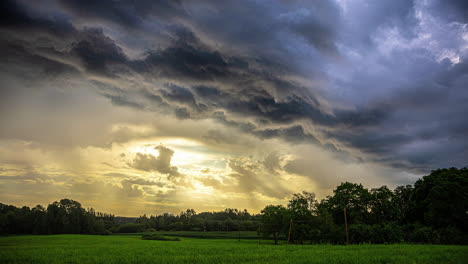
left=260, top=205, right=289, bottom=245
left=369, top=186, right=396, bottom=224
left=325, top=182, right=371, bottom=225
left=288, top=192, right=315, bottom=244
left=412, top=168, right=468, bottom=231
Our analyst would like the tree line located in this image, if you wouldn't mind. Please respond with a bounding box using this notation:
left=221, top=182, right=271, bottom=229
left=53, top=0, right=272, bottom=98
left=0, top=199, right=114, bottom=235
left=260, top=167, right=467, bottom=244
left=1, top=167, right=466, bottom=244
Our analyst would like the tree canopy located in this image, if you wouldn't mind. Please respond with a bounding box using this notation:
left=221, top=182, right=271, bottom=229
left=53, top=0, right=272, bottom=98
left=1, top=167, right=466, bottom=244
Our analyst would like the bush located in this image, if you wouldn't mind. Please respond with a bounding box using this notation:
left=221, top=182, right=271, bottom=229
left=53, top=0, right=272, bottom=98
left=407, top=226, right=433, bottom=243
left=348, top=224, right=403, bottom=244
left=349, top=224, right=372, bottom=244
left=141, top=234, right=180, bottom=241
left=378, top=223, right=403, bottom=244
left=433, top=226, right=467, bottom=244
left=116, top=224, right=145, bottom=233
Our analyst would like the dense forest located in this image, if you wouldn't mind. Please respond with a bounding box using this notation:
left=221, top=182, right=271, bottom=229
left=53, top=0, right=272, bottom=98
left=1, top=167, right=467, bottom=244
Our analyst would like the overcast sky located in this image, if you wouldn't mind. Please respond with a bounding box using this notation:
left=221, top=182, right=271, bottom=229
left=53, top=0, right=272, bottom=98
left=1, top=0, right=467, bottom=216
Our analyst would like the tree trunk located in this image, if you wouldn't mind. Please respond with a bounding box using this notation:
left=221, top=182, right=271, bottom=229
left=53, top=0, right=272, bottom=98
left=274, top=232, right=278, bottom=245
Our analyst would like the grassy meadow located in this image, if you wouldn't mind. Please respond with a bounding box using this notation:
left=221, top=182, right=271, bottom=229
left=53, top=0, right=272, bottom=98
left=1, top=234, right=467, bottom=264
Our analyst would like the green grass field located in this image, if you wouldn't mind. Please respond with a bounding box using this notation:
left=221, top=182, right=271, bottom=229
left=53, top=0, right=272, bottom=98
left=1, top=234, right=467, bottom=264
left=119, top=231, right=260, bottom=239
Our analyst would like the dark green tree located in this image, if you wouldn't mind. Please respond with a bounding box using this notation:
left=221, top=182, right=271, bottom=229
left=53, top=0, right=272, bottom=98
left=369, top=186, right=396, bottom=224
left=288, top=192, right=315, bottom=244
left=393, top=185, right=413, bottom=224
left=260, top=205, right=289, bottom=244
left=412, top=168, right=468, bottom=233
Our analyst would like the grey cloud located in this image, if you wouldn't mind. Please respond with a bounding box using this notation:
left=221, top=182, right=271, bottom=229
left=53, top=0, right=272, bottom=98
left=339, top=0, right=417, bottom=47
left=1, top=0, right=467, bottom=174
left=102, top=173, right=165, bottom=187
left=174, top=107, right=191, bottom=120
left=0, top=0, right=76, bottom=38
left=129, top=145, right=180, bottom=178
left=283, top=158, right=337, bottom=189
left=58, top=0, right=185, bottom=28
left=122, top=178, right=165, bottom=188
left=136, top=38, right=231, bottom=81
left=162, top=84, right=197, bottom=108
left=71, top=180, right=144, bottom=198
left=102, top=93, right=144, bottom=109
left=210, top=112, right=318, bottom=143
left=197, top=176, right=223, bottom=189
left=182, top=0, right=341, bottom=71
left=327, top=55, right=468, bottom=172
left=428, top=0, right=468, bottom=23
left=254, top=125, right=318, bottom=144
left=196, top=155, right=292, bottom=199
left=262, top=152, right=282, bottom=175
left=202, top=129, right=230, bottom=145
left=227, top=157, right=290, bottom=199
left=70, top=28, right=129, bottom=75
left=0, top=172, right=53, bottom=183
left=0, top=2, right=356, bottom=130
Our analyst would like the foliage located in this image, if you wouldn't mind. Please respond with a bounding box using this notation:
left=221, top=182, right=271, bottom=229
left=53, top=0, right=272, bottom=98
left=0, top=199, right=114, bottom=235
left=115, top=223, right=145, bottom=233
left=259, top=205, right=289, bottom=244
left=257, top=167, right=468, bottom=245
left=1, top=167, right=467, bottom=245
left=141, top=234, right=180, bottom=241
left=142, top=231, right=259, bottom=239
left=134, top=208, right=260, bottom=232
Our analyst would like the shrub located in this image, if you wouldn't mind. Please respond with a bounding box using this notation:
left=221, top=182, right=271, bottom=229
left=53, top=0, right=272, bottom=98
left=408, top=226, right=433, bottom=243
left=116, top=224, right=145, bottom=233
left=434, top=226, right=467, bottom=244
left=141, top=234, right=180, bottom=241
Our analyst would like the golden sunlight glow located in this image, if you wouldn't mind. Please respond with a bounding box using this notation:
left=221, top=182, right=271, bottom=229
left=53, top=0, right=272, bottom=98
left=127, top=137, right=223, bottom=168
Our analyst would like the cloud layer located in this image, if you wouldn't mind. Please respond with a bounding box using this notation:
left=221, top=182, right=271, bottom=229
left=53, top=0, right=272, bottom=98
left=1, top=0, right=467, bottom=215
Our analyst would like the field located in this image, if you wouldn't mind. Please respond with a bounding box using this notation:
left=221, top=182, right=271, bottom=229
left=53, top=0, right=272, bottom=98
left=1, top=234, right=467, bottom=264
left=124, top=231, right=260, bottom=239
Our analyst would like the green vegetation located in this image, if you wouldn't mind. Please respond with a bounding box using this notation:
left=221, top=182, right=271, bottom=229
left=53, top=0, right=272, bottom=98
left=141, top=233, right=180, bottom=241
left=0, top=235, right=467, bottom=264
left=143, top=231, right=259, bottom=239
left=1, top=167, right=467, bottom=244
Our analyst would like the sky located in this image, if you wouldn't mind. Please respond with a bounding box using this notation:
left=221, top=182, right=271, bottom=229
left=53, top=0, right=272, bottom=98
left=0, top=0, right=467, bottom=216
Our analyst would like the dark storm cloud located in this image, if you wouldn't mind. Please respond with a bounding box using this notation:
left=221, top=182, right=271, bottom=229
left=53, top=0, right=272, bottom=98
left=181, top=0, right=342, bottom=69
left=138, top=40, right=230, bottom=81
left=58, top=0, right=185, bottom=27
left=0, top=42, right=76, bottom=79
left=1, top=0, right=467, bottom=174
left=1, top=0, right=338, bottom=129
left=254, top=125, right=318, bottom=144
left=0, top=0, right=128, bottom=77
left=162, top=84, right=197, bottom=107
left=70, top=28, right=129, bottom=75
left=0, top=0, right=75, bottom=37
left=102, top=93, right=144, bottom=110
